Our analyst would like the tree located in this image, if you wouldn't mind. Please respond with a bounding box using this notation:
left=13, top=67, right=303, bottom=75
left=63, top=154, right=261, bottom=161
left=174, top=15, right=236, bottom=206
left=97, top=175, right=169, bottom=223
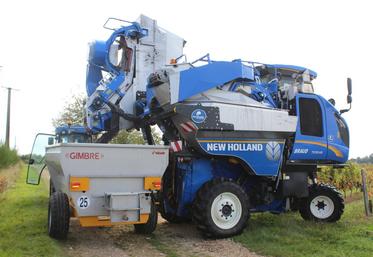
left=350, top=153, right=373, bottom=164
left=110, top=127, right=162, bottom=145
left=52, top=94, right=86, bottom=128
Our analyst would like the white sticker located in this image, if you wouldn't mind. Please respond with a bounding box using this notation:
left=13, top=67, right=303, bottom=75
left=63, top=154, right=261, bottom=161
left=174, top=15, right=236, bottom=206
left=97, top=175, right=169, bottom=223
left=77, top=196, right=90, bottom=209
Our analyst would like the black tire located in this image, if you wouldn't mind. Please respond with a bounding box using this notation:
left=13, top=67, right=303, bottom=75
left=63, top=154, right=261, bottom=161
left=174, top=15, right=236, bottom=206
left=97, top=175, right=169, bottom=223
left=49, top=179, right=55, bottom=196
left=159, top=166, right=190, bottom=223
left=192, top=178, right=250, bottom=238
left=48, top=192, right=70, bottom=239
left=299, top=184, right=344, bottom=222
left=134, top=201, right=158, bottom=234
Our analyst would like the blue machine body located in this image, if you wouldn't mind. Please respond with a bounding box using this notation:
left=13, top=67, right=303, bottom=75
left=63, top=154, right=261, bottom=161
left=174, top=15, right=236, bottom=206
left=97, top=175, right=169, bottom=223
left=83, top=17, right=350, bottom=221
left=196, top=138, right=285, bottom=176
left=176, top=61, right=254, bottom=103
left=147, top=60, right=350, bottom=218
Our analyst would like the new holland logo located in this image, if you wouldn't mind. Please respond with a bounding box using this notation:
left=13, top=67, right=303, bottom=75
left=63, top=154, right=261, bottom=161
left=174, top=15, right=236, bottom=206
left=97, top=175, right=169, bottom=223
left=191, top=109, right=207, bottom=123
left=265, top=141, right=281, bottom=161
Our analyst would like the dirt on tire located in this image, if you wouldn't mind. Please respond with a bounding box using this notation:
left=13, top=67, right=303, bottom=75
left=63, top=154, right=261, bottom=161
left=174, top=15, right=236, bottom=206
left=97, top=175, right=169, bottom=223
left=64, top=217, right=264, bottom=257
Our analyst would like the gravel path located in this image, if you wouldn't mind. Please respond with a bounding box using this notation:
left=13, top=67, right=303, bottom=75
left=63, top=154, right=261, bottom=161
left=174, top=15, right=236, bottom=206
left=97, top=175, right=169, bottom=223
left=64, top=218, right=264, bottom=257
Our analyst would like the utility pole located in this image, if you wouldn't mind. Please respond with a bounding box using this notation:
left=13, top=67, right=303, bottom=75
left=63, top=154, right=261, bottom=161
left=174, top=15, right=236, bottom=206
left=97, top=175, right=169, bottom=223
left=2, top=86, right=19, bottom=148
left=1, top=66, right=18, bottom=149
left=4, top=87, right=12, bottom=148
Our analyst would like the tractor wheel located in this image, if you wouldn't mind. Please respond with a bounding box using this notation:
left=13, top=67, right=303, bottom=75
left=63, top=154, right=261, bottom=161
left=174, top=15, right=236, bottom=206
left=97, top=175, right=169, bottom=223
left=134, top=201, right=158, bottom=234
left=299, top=184, right=344, bottom=222
left=192, top=178, right=250, bottom=238
left=48, top=192, right=70, bottom=239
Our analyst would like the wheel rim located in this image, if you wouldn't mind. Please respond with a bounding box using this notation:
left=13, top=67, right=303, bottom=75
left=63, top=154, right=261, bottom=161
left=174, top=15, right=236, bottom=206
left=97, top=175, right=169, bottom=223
left=310, top=195, right=334, bottom=219
left=211, top=192, right=242, bottom=230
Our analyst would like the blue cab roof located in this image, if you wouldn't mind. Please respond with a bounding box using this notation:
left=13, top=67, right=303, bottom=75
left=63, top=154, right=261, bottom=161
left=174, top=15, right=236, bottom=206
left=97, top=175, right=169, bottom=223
left=266, top=64, right=317, bottom=79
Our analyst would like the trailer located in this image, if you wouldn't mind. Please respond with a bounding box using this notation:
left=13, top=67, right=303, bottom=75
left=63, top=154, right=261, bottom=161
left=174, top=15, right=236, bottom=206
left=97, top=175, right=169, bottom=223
left=27, top=134, right=168, bottom=239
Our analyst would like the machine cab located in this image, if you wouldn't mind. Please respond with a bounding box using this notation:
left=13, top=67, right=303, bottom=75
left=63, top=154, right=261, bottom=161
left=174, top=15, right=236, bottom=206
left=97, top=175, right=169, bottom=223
left=289, top=93, right=350, bottom=164
left=55, top=125, right=92, bottom=143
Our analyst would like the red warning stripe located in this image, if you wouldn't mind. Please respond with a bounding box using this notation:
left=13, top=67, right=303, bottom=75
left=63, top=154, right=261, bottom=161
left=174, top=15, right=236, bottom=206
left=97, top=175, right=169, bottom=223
left=180, top=122, right=197, bottom=133
left=170, top=140, right=182, bottom=152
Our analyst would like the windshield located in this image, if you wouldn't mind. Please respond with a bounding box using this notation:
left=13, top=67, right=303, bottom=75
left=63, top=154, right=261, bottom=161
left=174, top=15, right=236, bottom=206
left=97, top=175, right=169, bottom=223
left=60, top=134, right=90, bottom=143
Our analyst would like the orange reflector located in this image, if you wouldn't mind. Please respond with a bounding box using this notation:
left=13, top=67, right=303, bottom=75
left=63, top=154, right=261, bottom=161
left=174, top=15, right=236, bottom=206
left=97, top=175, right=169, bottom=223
left=71, top=182, right=81, bottom=189
left=170, top=58, right=177, bottom=64
left=70, top=177, right=90, bottom=192
left=152, top=181, right=161, bottom=189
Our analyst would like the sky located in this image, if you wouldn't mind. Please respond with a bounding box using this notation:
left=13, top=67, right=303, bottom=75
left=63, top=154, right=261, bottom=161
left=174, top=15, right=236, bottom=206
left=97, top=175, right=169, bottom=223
left=0, top=0, right=372, bottom=158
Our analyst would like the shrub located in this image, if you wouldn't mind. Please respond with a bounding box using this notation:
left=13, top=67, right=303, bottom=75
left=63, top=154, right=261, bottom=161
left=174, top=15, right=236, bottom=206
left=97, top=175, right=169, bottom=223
left=318, top=162, right=373, bottom=198
left=0, top=144, right=19, bottom=169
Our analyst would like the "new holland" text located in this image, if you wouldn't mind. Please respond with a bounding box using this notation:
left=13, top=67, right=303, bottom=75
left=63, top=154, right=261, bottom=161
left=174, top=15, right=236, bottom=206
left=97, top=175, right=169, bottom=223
left=206, top=143, right=263, bottom=152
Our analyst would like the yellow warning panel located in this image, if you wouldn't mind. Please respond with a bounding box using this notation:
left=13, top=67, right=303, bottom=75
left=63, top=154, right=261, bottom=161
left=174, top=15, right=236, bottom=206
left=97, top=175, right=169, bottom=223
left=144, top=177, right=162, bottom=190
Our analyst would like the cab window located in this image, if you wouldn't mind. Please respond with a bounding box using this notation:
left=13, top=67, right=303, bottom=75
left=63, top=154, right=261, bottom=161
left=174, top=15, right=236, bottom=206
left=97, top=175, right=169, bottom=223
left=299, top=98, right=323, bottom=137
left=335, top=113, right=349, bottom=147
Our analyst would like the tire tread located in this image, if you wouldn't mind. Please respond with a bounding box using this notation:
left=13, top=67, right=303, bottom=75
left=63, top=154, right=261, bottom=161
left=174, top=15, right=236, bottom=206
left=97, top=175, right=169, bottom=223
left=48, top=192, right=70, bottom=239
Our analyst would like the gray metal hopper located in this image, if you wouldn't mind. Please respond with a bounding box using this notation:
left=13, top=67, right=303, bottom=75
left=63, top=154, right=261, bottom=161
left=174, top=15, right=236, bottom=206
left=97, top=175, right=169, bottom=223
left=28, top=137, right=168, bottom=230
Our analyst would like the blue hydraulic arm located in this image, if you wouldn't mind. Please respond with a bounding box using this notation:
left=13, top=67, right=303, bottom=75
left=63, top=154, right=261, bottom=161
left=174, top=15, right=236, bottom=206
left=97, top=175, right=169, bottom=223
left=85, top=18, right=148, bottom=133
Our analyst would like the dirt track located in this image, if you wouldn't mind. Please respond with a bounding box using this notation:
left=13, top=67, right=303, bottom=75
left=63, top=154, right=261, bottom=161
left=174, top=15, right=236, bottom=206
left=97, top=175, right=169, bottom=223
left=64, top=218, right=264, bottom=257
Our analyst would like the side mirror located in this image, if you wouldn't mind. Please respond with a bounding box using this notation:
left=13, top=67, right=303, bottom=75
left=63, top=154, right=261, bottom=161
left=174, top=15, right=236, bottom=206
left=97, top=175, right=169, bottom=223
left=48, top=137, right=54, bottom=145
left=347, top=95, right=352, bottom=104
left=28, top=159, right=35, bottom=165
left=347, top=78, right=352, bottom=96
left=340, top=77, right=352, bottom=114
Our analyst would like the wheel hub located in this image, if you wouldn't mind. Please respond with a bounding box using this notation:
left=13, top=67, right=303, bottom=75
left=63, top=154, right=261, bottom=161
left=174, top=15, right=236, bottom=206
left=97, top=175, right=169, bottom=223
left=310, top=195, right=335, bottom=219
left=221, top=204, right=233, bottom=217
left=211, top=192, right=242, bottom=229
left=316, top=200, right=326, bottom=210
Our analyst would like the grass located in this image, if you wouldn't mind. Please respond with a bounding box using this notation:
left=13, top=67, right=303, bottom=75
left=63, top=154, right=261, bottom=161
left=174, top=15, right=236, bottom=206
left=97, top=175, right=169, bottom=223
left=234, top=199, right=373, bottom=257
left=0, top=165, right=64, bottom=257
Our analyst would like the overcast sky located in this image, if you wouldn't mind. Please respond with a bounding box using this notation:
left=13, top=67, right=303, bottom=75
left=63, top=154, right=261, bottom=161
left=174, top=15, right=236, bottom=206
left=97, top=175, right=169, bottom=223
left=0, top=0, right=372, bottom=158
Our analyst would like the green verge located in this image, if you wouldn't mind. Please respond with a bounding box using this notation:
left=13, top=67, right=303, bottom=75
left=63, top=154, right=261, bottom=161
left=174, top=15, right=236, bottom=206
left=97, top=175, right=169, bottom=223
left=0, top=166, right=64, bottom=257
left=234, top=200, right=373, bottom=257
